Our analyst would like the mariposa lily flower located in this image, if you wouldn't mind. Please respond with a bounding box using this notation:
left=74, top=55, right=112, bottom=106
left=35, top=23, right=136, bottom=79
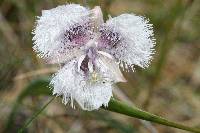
left=32, top=4, right=155, bottom=110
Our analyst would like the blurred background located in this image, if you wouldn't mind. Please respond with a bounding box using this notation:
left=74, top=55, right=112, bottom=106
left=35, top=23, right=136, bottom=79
left=0, top=0, right=199, bottom=133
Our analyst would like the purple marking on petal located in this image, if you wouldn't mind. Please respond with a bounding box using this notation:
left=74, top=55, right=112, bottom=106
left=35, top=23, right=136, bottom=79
left=55, top=21, right=94, bottom=57
left=98, top=25, right=122, bottom=49
left=63, top=21, right=94, bottom=48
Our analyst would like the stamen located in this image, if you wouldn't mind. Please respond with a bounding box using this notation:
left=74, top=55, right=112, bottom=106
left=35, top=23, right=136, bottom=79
left=91, top=72, right=98, bottom=82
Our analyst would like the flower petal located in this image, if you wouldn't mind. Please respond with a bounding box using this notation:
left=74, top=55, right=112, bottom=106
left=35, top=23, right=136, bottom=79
left=32, top=4, right=93, bottom=64
left=50, top=59, right=113, bottom=110
left=75, top=82, right=113, bottom=111
left=99, top=14, right=155, bottom=69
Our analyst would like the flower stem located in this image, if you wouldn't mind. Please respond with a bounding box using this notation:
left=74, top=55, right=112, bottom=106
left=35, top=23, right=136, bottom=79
left=18, top=97, right=55, bottom=133
left=104, top=98, right=200, bottom=133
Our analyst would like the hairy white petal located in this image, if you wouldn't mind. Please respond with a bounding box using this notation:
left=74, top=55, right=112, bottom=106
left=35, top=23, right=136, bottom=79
left=32, top=4, right=91, bottom=63
left=76, top=83, right=113, bottom=110
left=47, top=48, right=84, bottom=64
left=50, top=59, right=113, bottom=110
left=104, top=14, right=155, bottom=68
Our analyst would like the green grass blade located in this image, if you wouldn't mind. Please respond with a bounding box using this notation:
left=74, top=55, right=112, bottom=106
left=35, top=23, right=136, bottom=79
left=18, top=97, right=55, bottom=133
left=104, top=99, right=200, bottom=133
left=4, top=78, right=51, bottom=132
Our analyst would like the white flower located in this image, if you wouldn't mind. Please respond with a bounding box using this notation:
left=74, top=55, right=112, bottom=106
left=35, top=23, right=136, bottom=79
left=32, top=4, right=155, bottom=110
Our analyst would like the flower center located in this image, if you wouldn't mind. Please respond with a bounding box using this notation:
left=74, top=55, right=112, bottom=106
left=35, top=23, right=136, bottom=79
left=80, top=47, right=97, bottom=74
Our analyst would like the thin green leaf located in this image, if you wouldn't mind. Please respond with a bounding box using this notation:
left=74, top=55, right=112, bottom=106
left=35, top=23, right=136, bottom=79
left=104, top=99, right=200, bottom=133
left=18, top=97, right=55, bottom=133
left=4, top=78, right=51, bottom=132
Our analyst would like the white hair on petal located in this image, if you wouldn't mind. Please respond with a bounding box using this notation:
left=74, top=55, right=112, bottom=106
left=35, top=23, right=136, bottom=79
left=104, top=14, right=155, bottom=68
left=50, top=59, right=114, bottom=111
left=76, top=82, right=113, bottom=110
left=32, top=4, right=91, bottom=63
